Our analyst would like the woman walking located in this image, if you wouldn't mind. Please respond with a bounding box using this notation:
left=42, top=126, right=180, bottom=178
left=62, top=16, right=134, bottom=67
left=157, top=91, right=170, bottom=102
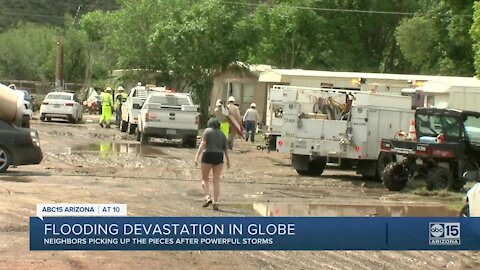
left=194, top=117, right=230, bottom=210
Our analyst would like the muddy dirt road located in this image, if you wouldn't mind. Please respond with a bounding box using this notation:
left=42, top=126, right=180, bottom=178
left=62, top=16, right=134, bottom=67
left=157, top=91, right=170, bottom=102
left=0, top=115, right=478, bottom=269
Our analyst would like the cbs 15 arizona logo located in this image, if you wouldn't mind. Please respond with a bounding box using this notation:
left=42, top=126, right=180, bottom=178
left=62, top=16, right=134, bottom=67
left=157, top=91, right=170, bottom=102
left=429, top=223, right=461, bottom=245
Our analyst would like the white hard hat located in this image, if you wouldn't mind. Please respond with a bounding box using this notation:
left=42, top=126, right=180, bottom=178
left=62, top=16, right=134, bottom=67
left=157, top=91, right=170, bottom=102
left=216, top=99, right=222, bottom=106
left=228, top=96, right=236, bottom=102
left=105, top=87, right=112, bottom=92
left=117, top=86, right=124, bottom=91
left=250, top=103, right=256, bottom=108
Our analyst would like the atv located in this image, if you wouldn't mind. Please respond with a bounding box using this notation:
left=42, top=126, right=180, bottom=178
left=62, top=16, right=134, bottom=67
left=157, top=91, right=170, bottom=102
left=379, top=108, right=480, bottom=191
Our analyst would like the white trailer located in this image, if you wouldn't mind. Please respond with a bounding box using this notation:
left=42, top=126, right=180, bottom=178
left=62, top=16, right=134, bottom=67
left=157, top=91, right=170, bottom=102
left=413, top=78, right=480, bottom=111
left=264, top=86, right=285, bottom=151
left=277, top=85, right=414, bottom=179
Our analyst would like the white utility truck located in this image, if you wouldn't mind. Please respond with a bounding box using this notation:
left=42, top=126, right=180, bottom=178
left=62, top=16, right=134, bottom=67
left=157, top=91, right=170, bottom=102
left=136, top=91, right=199, bottom=147
left=277, top=85, right=414, bottom=179
left=264, top=85, right=285, bottom=151
left=121, top=84, right=166, bottom=134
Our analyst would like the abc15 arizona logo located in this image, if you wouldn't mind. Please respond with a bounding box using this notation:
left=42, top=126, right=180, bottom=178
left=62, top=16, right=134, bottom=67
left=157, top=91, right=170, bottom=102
left=429, top=223, right=461, bottom=245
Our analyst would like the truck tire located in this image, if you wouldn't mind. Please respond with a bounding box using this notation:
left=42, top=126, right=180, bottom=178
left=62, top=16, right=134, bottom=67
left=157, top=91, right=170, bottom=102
left=140, top=133, right=149, bottom=145
left=0, top=146, right=11, bottom=173
left=120, top=121, right=128, bottom=132
left=128, top=123, right=136, bottom=135
left=426, top=166, right=453, bottom=191
left=22, top=117, right=30, bottom=128
left=376, top=152, right=394, bottom=182
left=382, top=162, right=408, bottom=191
left=40, top=114, right=46, bottom=122
left=296, top=157, right=327, bottom=176
left=182, top=137, right=197, bottom=148
left=459, top=204, right=469, bottom=217
left=450, top=180, right=465, bottom=192
left=135, top=128, right=141, bottom=142
left=69, top=115, right=77, bottom=124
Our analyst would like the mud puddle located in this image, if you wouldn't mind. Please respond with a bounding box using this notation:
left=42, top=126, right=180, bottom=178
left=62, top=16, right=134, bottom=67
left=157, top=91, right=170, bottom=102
left=66, top=142, right=164, bottom=157
left=230, top=202, right=458, bottom=217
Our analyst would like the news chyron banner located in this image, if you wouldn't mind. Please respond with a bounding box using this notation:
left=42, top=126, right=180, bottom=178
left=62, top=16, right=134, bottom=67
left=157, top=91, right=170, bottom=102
left=31, top=204, right=480, bottom=250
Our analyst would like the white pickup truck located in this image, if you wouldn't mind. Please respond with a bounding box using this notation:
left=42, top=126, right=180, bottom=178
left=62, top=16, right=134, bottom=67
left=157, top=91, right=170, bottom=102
left=136, top=91, right=199, bottom=147
left=121, top=85, right=166, bottom=134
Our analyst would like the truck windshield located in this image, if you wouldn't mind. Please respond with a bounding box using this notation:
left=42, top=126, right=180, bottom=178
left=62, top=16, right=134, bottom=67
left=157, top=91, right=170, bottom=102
left=464, top=115, right=480, bottom=144
left=149, top=95, right=191, bottom=106
left=416, top=114, right=461, bottom=138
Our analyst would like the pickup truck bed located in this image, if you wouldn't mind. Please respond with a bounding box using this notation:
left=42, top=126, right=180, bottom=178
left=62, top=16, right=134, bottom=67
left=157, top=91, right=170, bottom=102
left=136, top=92, right=199, bottom=147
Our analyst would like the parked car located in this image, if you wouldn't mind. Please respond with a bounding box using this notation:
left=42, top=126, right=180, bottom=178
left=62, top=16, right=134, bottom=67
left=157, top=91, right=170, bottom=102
left=136, top=91, right=199, bottom=147
left=40, top=92, right=83, bottom=123
left=0, top=119, right=43, bottom=172
left=15, top=90, right=33, bottom=128
left=460, top=170, right=480, bottom=217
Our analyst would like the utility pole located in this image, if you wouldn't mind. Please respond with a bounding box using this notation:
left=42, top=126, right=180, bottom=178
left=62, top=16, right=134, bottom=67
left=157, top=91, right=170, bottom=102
left=73, top=5, right=82, bottom=27
left=55, top=36, right=64, bottom=91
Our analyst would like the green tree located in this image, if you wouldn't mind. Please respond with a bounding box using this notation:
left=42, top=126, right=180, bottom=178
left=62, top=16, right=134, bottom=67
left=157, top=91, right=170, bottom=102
left=247, top=0, right=420, bottom=73
left=150, top=0, right=253, bottom=123
left=248, top=0, right=323, bottom=68
left=0, top=23, right=56, bottom=81
left=79, top=11, right=115, bottom=84
left=396, top=16, right=439, bottom=67
left=470, top=1, right=480, bottom=76
left=81, top=0, right=253, bottom=123
left=397, top=0, right=475, bottom=75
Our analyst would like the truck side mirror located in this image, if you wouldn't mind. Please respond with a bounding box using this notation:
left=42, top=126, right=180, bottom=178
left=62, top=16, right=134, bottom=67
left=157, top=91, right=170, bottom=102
left=463, top=170, right=480, bottom=182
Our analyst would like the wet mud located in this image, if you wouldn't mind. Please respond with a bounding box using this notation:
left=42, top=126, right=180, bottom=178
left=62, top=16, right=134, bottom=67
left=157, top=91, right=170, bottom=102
left=0, top=116, right=476, bottom=270
left=230, top=202, right=458, bottom=217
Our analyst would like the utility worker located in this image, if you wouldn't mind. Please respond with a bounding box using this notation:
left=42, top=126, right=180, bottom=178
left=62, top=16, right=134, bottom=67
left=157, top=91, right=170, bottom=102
left=226, top=96, right=242, bottom=150
left=243, top=103, right=260, bottom=143
left=213, top=99, right=229, bottom=139
left=114, top=86, right=128, bottom=128
left=99, top=87, right=114, bottom=128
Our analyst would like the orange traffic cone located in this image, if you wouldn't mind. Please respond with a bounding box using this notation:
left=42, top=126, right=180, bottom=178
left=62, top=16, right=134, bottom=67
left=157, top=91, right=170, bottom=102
left=407, top=119, right=416, bottom=141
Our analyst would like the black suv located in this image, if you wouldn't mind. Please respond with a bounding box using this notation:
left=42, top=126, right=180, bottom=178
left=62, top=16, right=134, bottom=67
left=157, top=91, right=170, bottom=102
left=0, top=119, right=43, bottom=172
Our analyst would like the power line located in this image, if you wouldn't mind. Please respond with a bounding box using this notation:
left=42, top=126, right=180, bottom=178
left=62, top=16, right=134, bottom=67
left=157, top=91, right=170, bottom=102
left=0, top=1, right=472, bottom=21
left=219, top=1, right=473, bottom=17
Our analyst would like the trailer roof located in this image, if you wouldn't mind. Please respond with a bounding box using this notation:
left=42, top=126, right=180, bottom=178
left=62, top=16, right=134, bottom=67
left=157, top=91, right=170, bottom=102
left=416, top=77, right=480, bottom=93
left=259, top=69, right=477, bottom=84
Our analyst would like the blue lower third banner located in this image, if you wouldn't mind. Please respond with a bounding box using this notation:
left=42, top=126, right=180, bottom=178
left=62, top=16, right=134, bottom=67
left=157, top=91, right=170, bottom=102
left=30, top=217, right=480, bottom=250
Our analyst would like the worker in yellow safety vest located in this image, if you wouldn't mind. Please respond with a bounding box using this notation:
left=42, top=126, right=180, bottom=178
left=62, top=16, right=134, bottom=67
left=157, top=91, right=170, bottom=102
left=213, top=99, right=229, bottom=139
left=114, top=86, right=128, bottom=128
left=99, top=87, right=114, bottom=128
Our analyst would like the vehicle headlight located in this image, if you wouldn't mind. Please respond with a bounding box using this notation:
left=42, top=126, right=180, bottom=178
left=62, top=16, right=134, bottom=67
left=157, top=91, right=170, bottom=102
left=30, top=130, right=40, bottom=147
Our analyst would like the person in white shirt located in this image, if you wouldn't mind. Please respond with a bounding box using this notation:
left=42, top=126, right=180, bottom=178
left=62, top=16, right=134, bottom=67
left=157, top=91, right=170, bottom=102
left=243, top=103, right=260, bottom=143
